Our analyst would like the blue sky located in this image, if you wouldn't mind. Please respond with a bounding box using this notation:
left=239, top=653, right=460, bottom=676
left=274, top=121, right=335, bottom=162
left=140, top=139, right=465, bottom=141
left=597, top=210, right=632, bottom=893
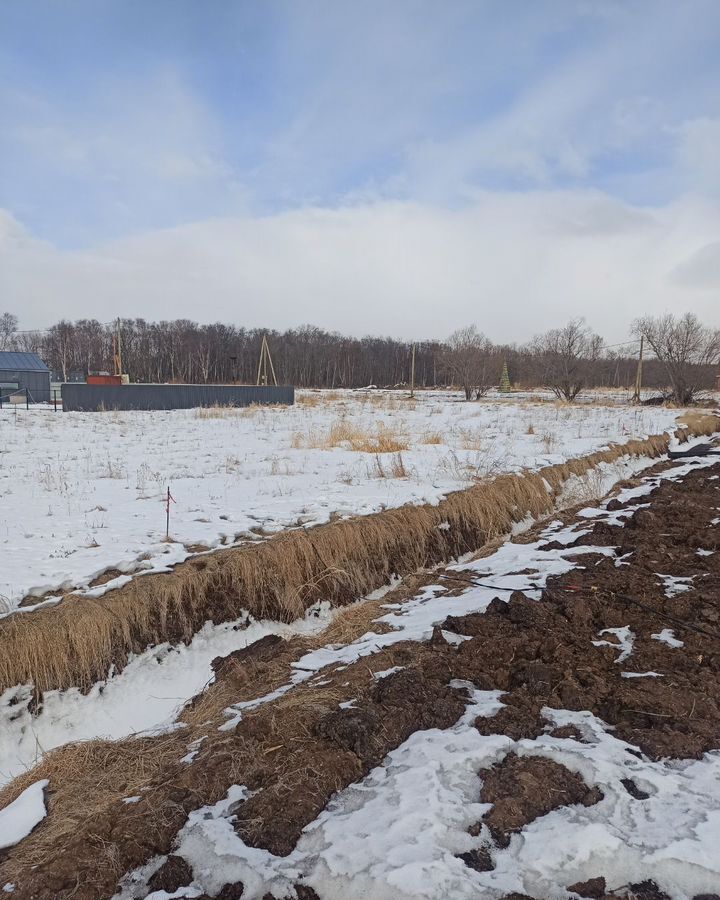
left=1, top=1, right=720, bottom=337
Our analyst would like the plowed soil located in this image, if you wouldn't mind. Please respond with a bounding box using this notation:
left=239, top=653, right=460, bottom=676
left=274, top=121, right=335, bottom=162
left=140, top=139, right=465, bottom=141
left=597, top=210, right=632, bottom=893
left=2, top=457, right=720, bottom=899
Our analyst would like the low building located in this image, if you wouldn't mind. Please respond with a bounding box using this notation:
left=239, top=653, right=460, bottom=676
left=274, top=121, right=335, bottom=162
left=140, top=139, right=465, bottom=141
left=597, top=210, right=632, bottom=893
left=0, top=351, right=51, bottom=403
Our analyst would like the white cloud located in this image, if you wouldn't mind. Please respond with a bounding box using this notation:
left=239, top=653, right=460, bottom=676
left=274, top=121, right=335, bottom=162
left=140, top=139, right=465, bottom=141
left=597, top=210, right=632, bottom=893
left=669, top=240, right=720, bottom=289
left=675, top=117, right=720, bottom=196
left=2, top=191, right=719, bottom=342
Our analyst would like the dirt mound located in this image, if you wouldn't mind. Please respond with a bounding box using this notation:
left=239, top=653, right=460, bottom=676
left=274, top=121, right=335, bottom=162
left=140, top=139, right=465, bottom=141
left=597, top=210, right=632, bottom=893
left=477, top=753, right=603, bottom=847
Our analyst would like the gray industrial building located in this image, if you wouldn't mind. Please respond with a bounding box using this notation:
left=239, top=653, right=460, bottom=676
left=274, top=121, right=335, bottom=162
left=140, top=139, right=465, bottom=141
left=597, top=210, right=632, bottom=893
left=0, top=351, right=51, bottom=403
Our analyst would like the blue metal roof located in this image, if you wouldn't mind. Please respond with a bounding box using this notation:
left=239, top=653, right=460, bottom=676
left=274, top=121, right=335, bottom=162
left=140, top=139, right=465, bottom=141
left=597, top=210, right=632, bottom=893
left=0, top=351, right=50, bottom=372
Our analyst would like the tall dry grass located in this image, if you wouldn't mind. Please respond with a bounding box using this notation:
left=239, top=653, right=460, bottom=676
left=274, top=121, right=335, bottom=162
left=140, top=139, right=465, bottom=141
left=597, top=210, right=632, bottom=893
left=292, top=418, right=408, bottom=452
left=0, top=422, right=712, bottom=699
left=194, top=403, right=264, bottom=419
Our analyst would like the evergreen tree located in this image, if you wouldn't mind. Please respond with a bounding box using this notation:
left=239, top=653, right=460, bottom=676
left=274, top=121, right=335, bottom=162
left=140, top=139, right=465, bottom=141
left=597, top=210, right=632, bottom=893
left=499, top=360, right=512, bottom=392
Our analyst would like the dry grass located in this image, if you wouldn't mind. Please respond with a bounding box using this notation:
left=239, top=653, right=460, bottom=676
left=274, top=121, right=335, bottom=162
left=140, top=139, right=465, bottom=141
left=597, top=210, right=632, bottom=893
left=0, top=728, right=194, bottom=893
left=676, top=411, right=720, bottom=436
left=368, top=452, right=409, bottom=478
left=292, top=418, right=408, bottom=453
left=458, top=428, right=485, bottom=451
left=421, top=430, right=444, bottom=445
left=194, top=404, right=242, bottom=419
left=540, top=431, right=559, bottom=453
left=297, top=390, right=343, bottom=407
left=0, top=420, right=712, bottom=702
left=0, top=639, right=408, bottom=892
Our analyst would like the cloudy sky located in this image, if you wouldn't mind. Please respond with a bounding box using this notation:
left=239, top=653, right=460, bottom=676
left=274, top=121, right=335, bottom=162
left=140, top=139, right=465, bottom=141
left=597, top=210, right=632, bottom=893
left=1, top=0, right=719, bottom=341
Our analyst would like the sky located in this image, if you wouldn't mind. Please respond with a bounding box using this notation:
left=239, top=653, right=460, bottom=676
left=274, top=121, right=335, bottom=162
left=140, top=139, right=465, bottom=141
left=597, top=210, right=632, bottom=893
left=1, top=0, right=720, bottom=342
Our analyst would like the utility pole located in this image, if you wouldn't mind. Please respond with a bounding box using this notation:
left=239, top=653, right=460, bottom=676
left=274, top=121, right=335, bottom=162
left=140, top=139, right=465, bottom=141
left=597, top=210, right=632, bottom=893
left=114, top=318, right=123, bottom=377
left=410, top=343, right=416, bottom=398
left=632, top=335, right=644, bottom=403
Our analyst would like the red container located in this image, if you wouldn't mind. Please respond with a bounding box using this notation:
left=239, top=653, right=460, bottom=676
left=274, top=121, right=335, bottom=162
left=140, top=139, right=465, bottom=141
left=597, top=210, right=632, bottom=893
left=87, top=374, right=123, bottom=385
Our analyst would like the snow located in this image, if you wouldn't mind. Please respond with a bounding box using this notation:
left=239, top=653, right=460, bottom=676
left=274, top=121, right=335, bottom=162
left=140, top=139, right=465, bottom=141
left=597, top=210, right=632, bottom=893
left=0, top=392, right=683, bottom=611
left=139, top=693, right=512, bottom=900
left=0, top=780, right=48, bottom=851
left=621, top=671, right=664, bottom=678
left=372, top=666, right=406, bottom=680
left=652, top=629, right=684, bottom=649
left=124, top=704, right=720, bottom=899
left=490, top=710, right=720, bottom=898
left=658, top=575, right=694, bottom=597
left=592, top=627, right=635, bottom=663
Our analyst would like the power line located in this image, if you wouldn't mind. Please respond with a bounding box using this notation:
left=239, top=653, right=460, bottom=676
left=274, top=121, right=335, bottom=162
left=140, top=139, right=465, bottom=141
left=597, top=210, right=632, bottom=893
left=603, top=338, right=642, bottom=350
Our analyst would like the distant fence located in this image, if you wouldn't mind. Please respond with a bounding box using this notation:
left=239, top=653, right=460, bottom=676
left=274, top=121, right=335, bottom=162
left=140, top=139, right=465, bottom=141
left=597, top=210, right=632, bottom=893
left=61, top=383, right=295, bottom=412
left=0, top=388, right=30, bottom=409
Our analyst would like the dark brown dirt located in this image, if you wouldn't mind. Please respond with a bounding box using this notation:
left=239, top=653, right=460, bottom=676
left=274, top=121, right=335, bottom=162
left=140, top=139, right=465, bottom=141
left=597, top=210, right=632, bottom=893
left=195, top=884, right=245, bottom=900
left=87, top=568, right=124, bottom=588
left=147, top=855, right=193, bottom=894
left=567, top=876, right=606, bottom=898
left=210, top=633, right=286, bottom=678
left=2, top=457, right=720, bottom=899
left=477, top=753, right=603, bottom=847
left=456, top=846, right=494, bottom=872
left=622, top=881, right=671, bottom=900
left=235, top=666, right=466, bottom=855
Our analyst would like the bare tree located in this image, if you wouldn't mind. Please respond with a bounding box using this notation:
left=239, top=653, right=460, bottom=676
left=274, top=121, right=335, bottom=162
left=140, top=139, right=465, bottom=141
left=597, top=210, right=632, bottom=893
left=532, top=318, right=603, bottom=401
left=21, top=313, right=717, bottom=394
left=632, top=313, right=720, bottom=404
left=0, top=312, right=18, bottom=350
left=445, top=325, right=494, bottom=400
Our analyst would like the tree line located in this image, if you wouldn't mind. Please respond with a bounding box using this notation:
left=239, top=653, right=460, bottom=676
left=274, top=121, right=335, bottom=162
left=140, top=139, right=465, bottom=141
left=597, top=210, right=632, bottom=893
left=1, top=312, right=718, bottom=402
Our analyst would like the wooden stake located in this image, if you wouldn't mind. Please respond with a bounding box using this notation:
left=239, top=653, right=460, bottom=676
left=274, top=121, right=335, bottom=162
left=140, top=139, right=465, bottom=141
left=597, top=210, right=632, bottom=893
left=165, top=486, right=175, bottom=539
left=114, top=318, right=123, bottom=377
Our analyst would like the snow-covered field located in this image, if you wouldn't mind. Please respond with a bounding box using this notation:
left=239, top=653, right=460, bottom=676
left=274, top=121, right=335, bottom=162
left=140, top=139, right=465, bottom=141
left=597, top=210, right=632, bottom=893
left=1, top=412, right=719, bottom=898
left=0, top=390, right=685, bottom=611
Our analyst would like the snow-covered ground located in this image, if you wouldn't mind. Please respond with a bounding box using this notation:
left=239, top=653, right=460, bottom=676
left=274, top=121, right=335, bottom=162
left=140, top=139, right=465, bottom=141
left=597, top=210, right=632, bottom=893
left=0, top=390, right=685, bottom=611
left=0, top=455, right=652, bottom=790
left=111, top=457, right=720, bottom=900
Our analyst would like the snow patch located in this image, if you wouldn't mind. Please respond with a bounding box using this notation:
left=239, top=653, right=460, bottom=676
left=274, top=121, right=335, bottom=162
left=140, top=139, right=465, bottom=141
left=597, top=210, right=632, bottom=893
left=652, top=629, right=684, bottom=649
left=0, top=780, right=48, bottom=850
left=592, top=627, right=635, bottom=663
left=658, top=574, right=694, bottom=597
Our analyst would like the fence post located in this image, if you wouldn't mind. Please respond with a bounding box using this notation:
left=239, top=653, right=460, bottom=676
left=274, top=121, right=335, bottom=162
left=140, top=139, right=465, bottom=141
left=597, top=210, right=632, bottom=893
left=26, top=388, right=29, bottom=410
left=53, top=390, right=57, bottom=412
left=165, top=486, right=176, bottom=539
